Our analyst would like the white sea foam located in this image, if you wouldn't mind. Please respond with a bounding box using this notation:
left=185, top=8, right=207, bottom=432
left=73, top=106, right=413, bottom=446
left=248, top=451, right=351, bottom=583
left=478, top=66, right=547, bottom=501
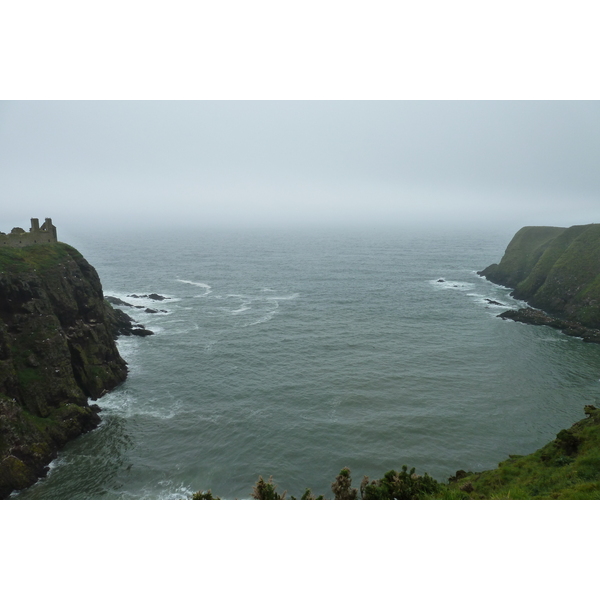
left=430, top=279, right=475, bottom=291
left=116, top=337, right=142, bottom=372
left=155, top=481, right=195, bottom=500
left=231, top=304, right=251, bottom=314
left=160, top=322, right=199, bottom=336
left=240, top=312, right=276, bottom=327
left=98, top=389, right=183, bottom=420
left=266, top=293, right=299, bottom=301
left=106, top=290, right=181, bottom=307
left=177, top=280, right=212, bottom=297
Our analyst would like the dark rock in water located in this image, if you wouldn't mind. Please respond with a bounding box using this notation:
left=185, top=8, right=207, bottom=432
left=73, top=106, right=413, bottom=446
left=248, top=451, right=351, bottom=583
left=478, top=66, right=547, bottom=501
left=484, top=298, right=505, bottom=306
left=160, top=310, right=168, bottom=313
left=108, top=309, right=154, bottom=337
left=105, top=295, right=134, bottom=307
left=127, top=293, right=170, bottom=301
left=135, top=305, right=144, bottom=309
left=131, top=328, right=154, bottom=336
left=437, top=279, right=445, bottom=283
left=498, top=308, right=600, bottom=344
left=145, top=308, right=158, bottom=314
left=109, top=308, right=136, bottom=337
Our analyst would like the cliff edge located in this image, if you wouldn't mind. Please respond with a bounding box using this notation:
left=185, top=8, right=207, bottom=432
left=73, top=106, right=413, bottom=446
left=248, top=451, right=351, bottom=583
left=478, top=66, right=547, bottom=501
left=479, top=223, right=600, bottom=328
left=0, top=242, right=129, bottom=498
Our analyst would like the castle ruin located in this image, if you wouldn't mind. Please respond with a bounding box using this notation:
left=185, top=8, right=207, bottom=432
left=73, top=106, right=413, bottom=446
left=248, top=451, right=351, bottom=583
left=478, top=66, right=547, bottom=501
left=0, top=218, right=58, bottom=247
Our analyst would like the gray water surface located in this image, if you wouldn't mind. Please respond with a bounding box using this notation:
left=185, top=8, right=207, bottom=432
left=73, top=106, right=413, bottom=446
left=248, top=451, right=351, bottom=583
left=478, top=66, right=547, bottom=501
left=14, top=227, right=600, bottom=499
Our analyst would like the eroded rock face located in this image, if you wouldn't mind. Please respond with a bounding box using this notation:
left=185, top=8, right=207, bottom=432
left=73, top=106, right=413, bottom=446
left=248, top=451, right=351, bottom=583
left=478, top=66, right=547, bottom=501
left=0, top=243, right=129, bottom=498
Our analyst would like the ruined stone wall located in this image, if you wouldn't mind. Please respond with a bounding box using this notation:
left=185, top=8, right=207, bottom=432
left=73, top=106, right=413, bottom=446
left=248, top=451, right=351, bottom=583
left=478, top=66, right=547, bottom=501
left=0, top=231, right=56, bottom=247
left=0, top=218, right=58, bottom=247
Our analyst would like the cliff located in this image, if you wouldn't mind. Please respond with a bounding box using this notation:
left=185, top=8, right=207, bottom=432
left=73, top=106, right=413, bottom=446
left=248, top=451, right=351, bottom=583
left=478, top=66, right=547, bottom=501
left=479, top=223, right=600, bottom=328
left=0, top=242, right=129, bottom=498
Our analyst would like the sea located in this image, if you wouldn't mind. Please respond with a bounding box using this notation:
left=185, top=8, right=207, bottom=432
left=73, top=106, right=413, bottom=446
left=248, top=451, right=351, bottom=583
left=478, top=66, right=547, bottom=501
left=12, top=225, right=600, bottom=499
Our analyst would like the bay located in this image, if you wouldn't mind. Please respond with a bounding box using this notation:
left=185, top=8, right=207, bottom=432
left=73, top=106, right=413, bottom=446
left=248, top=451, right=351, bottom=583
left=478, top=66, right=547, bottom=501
left=14, top=226, right=600, bottom=499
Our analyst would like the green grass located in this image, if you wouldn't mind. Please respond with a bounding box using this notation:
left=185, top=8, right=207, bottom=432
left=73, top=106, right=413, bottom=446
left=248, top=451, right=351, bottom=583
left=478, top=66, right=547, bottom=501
left=435, top=407, right=600, bottom=499
left=0, top=243, right=82, bottom=274
left=481, top=225, right=566, bottom=288
left=514, top=225, right=591, bottom=298
left=481, top=223, right=600, bottom=328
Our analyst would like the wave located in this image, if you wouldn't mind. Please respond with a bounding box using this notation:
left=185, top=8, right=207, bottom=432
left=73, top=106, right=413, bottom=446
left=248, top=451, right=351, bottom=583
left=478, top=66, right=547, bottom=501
left=120, top=482, right=195, bottom=500
left=231, top=304, right=251, bottom=314
left=104, top=290, right=182, bottom=308
left=240, top=312, right=276, bottom=327
left=266, top=293, right=299, bottom=301
left=176, top=280, right=212, bottom=297
left=429, top=279, right=475, bottom=291
left=98, top=390, right=183, bottom=420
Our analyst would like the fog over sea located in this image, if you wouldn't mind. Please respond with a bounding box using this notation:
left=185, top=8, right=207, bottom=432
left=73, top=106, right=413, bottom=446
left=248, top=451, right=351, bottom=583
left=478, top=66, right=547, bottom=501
left=13, top=226, right=600, bottom=499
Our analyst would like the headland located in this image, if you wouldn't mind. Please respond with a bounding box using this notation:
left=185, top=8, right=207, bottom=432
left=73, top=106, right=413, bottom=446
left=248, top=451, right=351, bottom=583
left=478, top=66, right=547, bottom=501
left=0, top=219, right=149, bottom=498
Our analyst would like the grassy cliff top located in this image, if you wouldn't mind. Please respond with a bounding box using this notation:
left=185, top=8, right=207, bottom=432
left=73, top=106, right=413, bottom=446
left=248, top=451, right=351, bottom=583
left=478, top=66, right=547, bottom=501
left=480, top=223, right=600, bottom=327
left=0, top=243, right=83, bottom=274
left=437, top=406, right=600, bottom=499
left=480, top=225, right=567, bottom=288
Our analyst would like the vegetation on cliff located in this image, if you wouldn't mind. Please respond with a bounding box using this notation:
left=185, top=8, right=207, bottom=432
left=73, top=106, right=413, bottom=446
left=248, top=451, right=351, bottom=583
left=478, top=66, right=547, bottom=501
left=479, top=223, right=600, bottom=328
left=0, top=242, right=129, bottom=498
left=439, top=406, right=600, bottom=499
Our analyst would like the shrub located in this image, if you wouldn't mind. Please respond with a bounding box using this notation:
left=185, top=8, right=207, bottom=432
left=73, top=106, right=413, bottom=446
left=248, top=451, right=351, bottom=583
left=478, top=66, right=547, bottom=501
left=191, top=489, right=220, bottom=500
left=251, top=475, right=286, bottom=500
left=361, top=466, right=440, bottom=500
left=331, top=467, right=358, bottom=500
left=555, top=429, right=580, bottom=455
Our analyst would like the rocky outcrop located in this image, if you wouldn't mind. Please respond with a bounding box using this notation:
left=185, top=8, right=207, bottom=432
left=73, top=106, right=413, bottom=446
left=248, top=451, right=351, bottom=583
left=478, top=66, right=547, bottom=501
left=0, top=243, right=131, bottom=498
left=498, top=308, right=600, bottom=344
left=479, top=224, right=600, bottom=329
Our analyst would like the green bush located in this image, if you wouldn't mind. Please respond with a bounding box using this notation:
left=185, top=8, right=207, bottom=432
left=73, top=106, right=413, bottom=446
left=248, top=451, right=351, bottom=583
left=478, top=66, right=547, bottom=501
left=331, top=467, right=358, bottom=500
left=191, top=489, right=220, bottom=500
left=361, top=466, right=440, bottom=500
left=251, top=475, right=286, bottom=500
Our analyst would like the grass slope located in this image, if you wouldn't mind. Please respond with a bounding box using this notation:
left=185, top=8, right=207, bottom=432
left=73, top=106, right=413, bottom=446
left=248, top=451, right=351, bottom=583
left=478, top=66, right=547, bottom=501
left=435, top=406, right=600, bottom=500
left=480, top=223, right=600, bottom=328
left=0, top=242, right=83, bottom=273
left=479, top=225, right=566, bottom=288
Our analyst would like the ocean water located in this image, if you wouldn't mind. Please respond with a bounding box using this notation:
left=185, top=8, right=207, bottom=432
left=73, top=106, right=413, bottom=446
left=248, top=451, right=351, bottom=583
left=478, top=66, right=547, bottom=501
left=14, top=226, right=600, bottom=499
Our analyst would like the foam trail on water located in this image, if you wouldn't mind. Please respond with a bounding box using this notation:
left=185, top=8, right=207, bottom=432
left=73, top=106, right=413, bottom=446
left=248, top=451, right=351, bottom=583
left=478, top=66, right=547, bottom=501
left=266, top=293, right=299, bottom=301
left=241, top=313, right=275, bottom=327
left=177, top=280, right=212, bottom=296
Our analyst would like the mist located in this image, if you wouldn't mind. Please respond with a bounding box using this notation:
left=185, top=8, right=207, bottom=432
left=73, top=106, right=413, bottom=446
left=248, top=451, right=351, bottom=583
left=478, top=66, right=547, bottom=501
left=1, top=101, right=598, bottom=234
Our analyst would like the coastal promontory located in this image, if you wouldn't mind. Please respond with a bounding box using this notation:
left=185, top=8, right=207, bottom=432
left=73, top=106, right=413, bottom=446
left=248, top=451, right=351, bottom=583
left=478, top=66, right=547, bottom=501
left=479, top=223, right=600, bottom=331
left=0, top=242, right=131, bottom=498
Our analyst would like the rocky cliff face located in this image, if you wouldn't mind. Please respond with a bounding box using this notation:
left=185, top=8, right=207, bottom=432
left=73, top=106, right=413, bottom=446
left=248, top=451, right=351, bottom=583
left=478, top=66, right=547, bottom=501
left=0, top=243, right=128, bottom=498
left=479, top=224, right=600, bottom=328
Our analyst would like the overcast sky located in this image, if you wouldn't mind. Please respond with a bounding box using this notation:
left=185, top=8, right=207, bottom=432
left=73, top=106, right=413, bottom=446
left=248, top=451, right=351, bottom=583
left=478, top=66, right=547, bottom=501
left=1, top=101, right=598, bottom=233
